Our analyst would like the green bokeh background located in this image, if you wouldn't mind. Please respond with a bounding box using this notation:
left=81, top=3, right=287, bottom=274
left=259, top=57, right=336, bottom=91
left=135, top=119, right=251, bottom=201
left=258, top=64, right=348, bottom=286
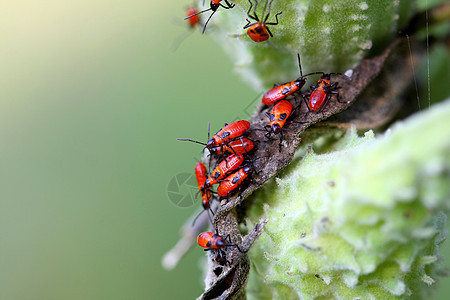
left=0, top=1, right=448, bottom=299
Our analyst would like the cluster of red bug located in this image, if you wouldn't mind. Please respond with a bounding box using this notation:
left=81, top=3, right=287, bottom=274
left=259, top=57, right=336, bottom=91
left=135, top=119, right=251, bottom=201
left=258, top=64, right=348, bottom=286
left=178, top=68, right=346, bottom=264
left=262, top=54, right=348, bottom=144
left=177, top=1, right=349, bottom=266
left=178, top=120, right=255, bottom=264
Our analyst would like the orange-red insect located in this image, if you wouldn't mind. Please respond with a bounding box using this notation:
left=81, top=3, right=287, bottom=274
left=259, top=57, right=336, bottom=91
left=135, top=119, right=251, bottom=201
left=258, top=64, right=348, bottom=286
left=172, top=6, right=203, bottom=50
left=262, top=79, right=306, bottom=105
left=262, top=54, right=306, bottom=105
left=185, top=0, right=235, bottom=34
left=243, top=0, right=282, bottom=42
left=209, top=137, right=255, bottom=156
left=266, top=100, right=293, bottom=135
left=197, top=231, right=245, bottom=264
left=192, top=162, right=216, bottom=226
left=198, top=232, right=229, bottom=249
left=207, top=120, right=250, bottom=148
left=301, top=72, right=346, bottom=112
left=205, top=154, right=244, bottom=187
left=217, top=166, right=253, bottom=197
left=195, top=162, right=212, bottom=210
left=186, top=7, right=200, bottom=28
left=178, top=120, right=251, bottom=151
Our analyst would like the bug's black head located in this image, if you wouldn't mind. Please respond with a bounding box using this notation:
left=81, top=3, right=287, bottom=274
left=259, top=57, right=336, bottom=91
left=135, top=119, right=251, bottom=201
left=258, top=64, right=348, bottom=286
left=208, top=146, right=218, bottom=155
left=295, top=77, right=307, bottom=86
left=210, top=2, right=219, bottom=11
left=202, top=199, right=210, bottom=210
left=205, top=178, right=211, bottom=187
left=243, top=166, right=254, bottom=174
left=206, top=138, right=216, bottom=149
left=271, top=123, right=281, bottom=134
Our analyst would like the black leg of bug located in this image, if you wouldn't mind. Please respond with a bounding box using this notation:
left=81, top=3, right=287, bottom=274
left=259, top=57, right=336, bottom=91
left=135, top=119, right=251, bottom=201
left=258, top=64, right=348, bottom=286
left=264, top=11, right=282, bottom=26
left=220, top=0, right=235, bottom=9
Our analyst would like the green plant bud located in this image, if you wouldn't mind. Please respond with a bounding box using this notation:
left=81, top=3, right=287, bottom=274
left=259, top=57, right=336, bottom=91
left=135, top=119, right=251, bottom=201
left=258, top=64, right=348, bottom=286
left=245, top=99, right=450, bottom=299
left=203, top=0, right=416, bottom=90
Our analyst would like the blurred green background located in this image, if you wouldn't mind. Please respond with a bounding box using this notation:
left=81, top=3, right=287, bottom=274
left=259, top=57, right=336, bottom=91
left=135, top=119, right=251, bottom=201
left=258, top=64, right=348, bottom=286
left=0, top=1, right=448, bottom=299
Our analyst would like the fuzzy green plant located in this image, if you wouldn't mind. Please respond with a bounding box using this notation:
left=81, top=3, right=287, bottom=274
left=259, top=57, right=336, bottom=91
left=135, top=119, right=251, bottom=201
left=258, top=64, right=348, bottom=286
left=244, top=99, right=450, bottom=299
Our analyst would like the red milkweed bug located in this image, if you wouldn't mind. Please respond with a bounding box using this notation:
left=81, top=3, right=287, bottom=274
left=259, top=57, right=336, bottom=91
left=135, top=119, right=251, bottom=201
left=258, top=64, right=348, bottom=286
left=195, top=162, right=213, bottom=211
left=185, top=0, right=235, bottom=34
left=192, top=162, right=215, bottom=226
left=209, top=137, right=255, bottom=156
left=172, top=6, right=203, bottom=50
left=256, top=99, right=301, bottom=150
left=197, top=231, right=246, bottom=265
left=217, top=166, right=253, bottom=198
left=262, top=54, right=307, bottom=105
left=243, top=0, right=282, bottom=42
left=301, top=72, right=349, bottom=112
left=207, top=120, right=251, bottom=149
left=205, top=154, right=244, bottom=187
left=265, top=100, right=293, bottom=136
left=178, top=120, right=251, bottom=152
left=186, top=7, right=201, bottom=28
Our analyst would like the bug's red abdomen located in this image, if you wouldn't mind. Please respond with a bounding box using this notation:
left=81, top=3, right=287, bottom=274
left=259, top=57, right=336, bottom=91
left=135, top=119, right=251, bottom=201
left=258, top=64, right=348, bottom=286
left=206, top=154, right=244, bottom=187
left=268, top=100, right=293, bottom=134
left=262, top=82, right=295, bottom=105
left=211, top=120, right=250, bottom=146
left=225, top=138, right=254, bottom=155
left=309, top=89, right=327, bottom=111
left=217, top=166, right=252, bottom=197
left=197, top=232, right=224, bottom=249
left=194, top=162, right=212, bottom=209
left=195, top=162, right=208, bottom=190
left=262, top=81, right=303, bottom=105
left=247, top=23, right=270, bottom=42
left=198, top=232, right=215, bottom=248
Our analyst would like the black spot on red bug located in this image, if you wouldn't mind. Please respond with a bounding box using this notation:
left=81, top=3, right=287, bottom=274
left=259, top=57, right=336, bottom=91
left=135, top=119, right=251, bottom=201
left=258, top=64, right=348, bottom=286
left=300, top=72, right=349, bottom=112
left=282, top=87, right=291, bottom=95
left=205, top=154, right=244, bottom=187
left=231, top=174, right=241, bottom=184
left=217, top=167, right=253, bottom=198
left=219, top=131, right=231, bottom=139
left=266, top=100, right=293, bottom=137
left=262, top=54, right=306, bottom=105
left=178, top=120, right=250, bottom=153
